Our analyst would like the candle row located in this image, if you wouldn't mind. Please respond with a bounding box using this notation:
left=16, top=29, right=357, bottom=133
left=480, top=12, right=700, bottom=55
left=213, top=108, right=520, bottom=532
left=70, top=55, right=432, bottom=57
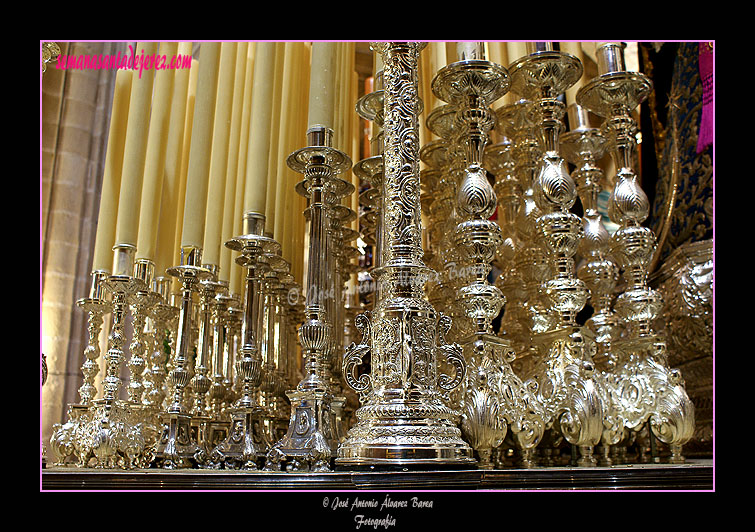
left=92, top=42, right=361, bottom=302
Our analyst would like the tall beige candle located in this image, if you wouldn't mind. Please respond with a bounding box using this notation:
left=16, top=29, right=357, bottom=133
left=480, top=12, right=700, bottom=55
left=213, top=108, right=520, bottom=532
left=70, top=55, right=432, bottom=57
left=291, top=41, right=311, bottom=257
left=488, top=43, right=509, bottom=111
left=488, top=42, right=508, bottom=68
left=219, top=42, right=248, bottom=282
left=425, top=42, right=447, bottom=139
left=275, top=42, right=300, bottom=261
left=505, top=42, right=529, bottom=105
left=155, top=42, right=193, bottom=277
left=332, top=43, right=344, bottom=149
left=171, top=57, right=198, bottom=294
left=418, top=47, right=431, bottom=148
left=202, top=42, right=237, bottom=267
left=114, top=41, right=158, bottom=248
left=307, top=41, right=337, bottom=130
left=445, top=42, right=456, bottom=65
left=293, top=43, right=311, bottom=286
left=180, top=42, right=221, bottom=251
left=243, top=41, right=276, bottom=217
left=231, top=48, right=255, bottom=296
left=92, top=67, right=132, bottom=272
left=351, top=69, right=360, bottom=235
left=341, top=43, right=354, bottom=148
left=264, top=43, right=284, bottom=229
left=136, top=42, right=178, bottom=264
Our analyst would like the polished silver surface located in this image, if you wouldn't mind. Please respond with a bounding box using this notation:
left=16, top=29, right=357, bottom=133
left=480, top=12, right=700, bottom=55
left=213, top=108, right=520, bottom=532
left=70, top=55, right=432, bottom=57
left=337, top=42, right=474, bottom=468
left=50, top=41, right=705, bottom=480
left=265, top=126, right=354, bottom=472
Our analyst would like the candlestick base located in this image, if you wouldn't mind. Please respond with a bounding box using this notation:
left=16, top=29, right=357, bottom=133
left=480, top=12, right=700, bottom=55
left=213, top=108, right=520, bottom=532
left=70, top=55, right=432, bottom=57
left=205, top=405, right=270, bottom=470
left=263, top=388, right=338, bottom=472
left=609, top=334, right=695, bottom=464
left=49, top=404, right=89, bottom=466
left=153, top=411, right=198, bottom=469
left=75, top=398, right=147, bottom=469
left=527, top=326, right=605, bottom=467
left=336, top=304, right=476, bottom=470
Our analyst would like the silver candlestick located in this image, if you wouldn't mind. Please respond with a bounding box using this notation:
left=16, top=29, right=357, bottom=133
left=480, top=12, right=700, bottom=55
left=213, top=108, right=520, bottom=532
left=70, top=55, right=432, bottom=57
left=154, top=246, right=212, bottom=469
left=432, top=46, right=546, bottom=469
left=191, top=273, right=226, bottom=466
left=354, top=68, right=385, bottom=310
left=561, top=102, right=625, bottom=465
left=75, top=245, right=147, bottom=469
left=49, top=271, right=111, bottom=466
left=509, top=43, right=604, bottom=467
left=204, top=286, right=235, bottom=448
left=264, top=125, right=353, bottom=472
left=578, top=42, right=694, bottom=463
left=143, top=276, right=178, bottom=418
left=207, top=213, right=277, bottom=469
left=337, top=42, right=474, bottom=469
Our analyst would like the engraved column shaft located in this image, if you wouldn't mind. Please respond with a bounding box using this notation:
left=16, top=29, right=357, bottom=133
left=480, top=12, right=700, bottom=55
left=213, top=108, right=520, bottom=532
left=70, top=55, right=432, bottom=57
left=380, top=42, right=424, bottom=268
left=338, top=42, right=473, bottom=468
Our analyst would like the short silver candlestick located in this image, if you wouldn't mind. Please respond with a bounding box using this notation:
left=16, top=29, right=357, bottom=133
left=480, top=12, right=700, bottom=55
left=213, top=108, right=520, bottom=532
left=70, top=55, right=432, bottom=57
left=49, top=271, right=111, bottom=466
left=207, top=213, right=277, bottom=469
left=154, top=246, right=212, bottom=469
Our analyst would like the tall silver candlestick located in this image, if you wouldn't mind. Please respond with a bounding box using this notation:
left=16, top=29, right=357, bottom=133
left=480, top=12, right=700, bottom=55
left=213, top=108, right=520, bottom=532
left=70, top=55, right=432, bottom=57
left=432, top=45, right=546, bottom=469
left=508, top=42, right=604, bottom=467
left=578, top=42, right=694, bottom=463
left=337, top=42, right=474, bottom=469
left=264, top=125, right=352, bottom=472
left=561, top=102, right=626, bottom=465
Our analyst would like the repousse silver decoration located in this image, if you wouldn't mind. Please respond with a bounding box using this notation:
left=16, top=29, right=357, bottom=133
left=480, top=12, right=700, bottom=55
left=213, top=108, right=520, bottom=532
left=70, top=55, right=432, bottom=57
left=337, top=42, right=474, bottom=468
left=509, top=44, right=604, bottom=467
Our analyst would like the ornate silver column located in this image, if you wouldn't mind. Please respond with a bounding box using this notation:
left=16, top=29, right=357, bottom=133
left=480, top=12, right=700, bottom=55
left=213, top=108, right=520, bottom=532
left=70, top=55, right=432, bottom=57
left=578, top=42, right=695, bottom=463
left=337, top=42, right=474, bottom=469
